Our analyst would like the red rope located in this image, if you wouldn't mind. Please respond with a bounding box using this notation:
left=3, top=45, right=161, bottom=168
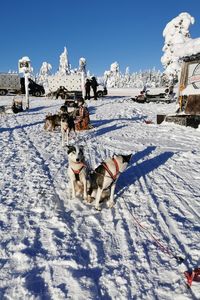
left=123, top=199, right=182, bottom=260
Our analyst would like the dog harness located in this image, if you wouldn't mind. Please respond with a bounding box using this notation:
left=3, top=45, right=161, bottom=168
left=71, top=162, right=86, bottom=175
left=184, top=268, right=200, bottom=287
left=102, top=158, right=119, bottom=181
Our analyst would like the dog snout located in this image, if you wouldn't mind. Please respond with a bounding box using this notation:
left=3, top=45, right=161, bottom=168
left=76, top=158, right=80, bottom=162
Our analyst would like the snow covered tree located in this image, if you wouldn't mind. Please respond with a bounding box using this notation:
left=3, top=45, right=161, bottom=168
left=161, top=12, right=195, bottom=83
left=79, top=57, right=87, bottom=74
left=37, top=62, right=52, bottom=85
left=110, top=61, right=119, bottom=74
left=58, top=47, right=70, bottom=75
left=105, top=62, right=120, bottom=87
left=102, top=65, right=163, bottom=89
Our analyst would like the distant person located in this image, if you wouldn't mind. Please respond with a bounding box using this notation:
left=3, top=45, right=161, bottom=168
left=85, top=79, right=91, bottom=100
left=56, top=86, right=68, bottom=99
left=90, top=76, right=98, bottom=100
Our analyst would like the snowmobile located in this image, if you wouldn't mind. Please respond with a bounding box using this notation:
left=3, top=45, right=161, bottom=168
left=132, top=90, right=173, bottom=104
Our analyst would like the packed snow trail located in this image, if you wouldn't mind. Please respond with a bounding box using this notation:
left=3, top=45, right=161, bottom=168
left=0, top=95, right=200, bottom=299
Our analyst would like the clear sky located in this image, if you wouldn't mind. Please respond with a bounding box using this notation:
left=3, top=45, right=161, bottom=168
left=1, top=0, right=200, bottom=76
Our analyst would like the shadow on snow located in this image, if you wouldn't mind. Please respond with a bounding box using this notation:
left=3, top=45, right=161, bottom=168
left=116, top=146, right=174, bottom=197
left=0, top=121, right=44, bottom=133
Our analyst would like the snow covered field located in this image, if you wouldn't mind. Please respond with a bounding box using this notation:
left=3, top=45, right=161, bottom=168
left=0, top=91, right=200, bottom=300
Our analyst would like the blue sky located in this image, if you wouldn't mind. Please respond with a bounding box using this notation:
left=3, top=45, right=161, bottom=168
left=1, top=0, right=200, bottom=76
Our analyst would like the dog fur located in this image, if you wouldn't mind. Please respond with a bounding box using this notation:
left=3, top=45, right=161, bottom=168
left=88, top=154, right=132, bottom=210
left=61, top=113, right=76, bottom=146
left=67, top=145, right=88, bottom=201
left=44, top=113, right=61, bottom=131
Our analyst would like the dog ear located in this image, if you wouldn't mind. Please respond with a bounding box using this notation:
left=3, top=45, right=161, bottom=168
left=122, top=154, right=132, bottom=163
left=67, top=145, right=75, bottom=154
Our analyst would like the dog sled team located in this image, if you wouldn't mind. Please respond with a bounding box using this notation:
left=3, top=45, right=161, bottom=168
left=67, top=145, right=131, bottom=211
left=44, top=94, right=132, bottom=210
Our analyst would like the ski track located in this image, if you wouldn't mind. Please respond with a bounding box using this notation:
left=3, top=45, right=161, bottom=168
left=0, top=96, right=200, bottom=299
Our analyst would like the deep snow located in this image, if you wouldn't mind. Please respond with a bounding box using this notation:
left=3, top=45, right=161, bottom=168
left=0, top=91, right=200, bottom=300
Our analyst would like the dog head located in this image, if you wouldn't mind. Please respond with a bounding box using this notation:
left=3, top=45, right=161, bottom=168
left=61, top=113, right=69, bottom=131
left=60, top=105, right=68, bottom=113
left=113, top=153, right=132, bottom=172
left=67, top=145, right=84, bottom=163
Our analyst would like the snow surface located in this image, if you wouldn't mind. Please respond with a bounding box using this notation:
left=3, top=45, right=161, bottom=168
left=0, top=90, right=200, bottom=300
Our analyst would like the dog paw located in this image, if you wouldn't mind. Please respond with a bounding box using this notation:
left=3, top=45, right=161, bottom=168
left=95, top=206, right=101, bottom=211
left=87, top=196, right=94, bottom=203
left=107, top=201, right=114, bottom=208
left=83, top=196, right=88, bottom=202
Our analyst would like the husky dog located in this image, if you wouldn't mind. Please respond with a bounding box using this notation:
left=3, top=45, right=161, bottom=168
left=67, top=145, right=88, bottom=201
left=44, top=113, right=61, bottom=131
left=61, top=113, right=76, bottom=146
left=88, top=154, right=132, bottom=210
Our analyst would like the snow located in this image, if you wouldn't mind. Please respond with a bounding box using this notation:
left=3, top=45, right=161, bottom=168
left=161, top=12, right=196, bottom=78
left=174, top=37, right=200, bottom=59
left=0, top=90, right=200, bottom=299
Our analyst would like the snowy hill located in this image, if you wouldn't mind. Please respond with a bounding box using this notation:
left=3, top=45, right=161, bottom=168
left=0, top=92, right=200, bottom=299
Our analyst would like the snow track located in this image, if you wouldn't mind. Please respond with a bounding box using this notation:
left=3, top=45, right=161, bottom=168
left=0, top=96, right=200, bottom=299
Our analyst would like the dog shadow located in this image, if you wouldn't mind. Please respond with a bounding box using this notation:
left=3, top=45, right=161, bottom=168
left=26, top=106, right=47, bottom=113
left=91, top=114, right=147, bottom=129
left=116, top=147, right=174, bottom=197
left=0, top=121, right=44, bottom=133
left=94, top=124, right=127, bottom=137
left=20, top=106, right=48, bottom=116
left=88, top=106, right=96, bottom=115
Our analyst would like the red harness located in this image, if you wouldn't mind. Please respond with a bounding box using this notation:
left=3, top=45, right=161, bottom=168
left=184, top=268, right=200, bottom=287
left=71, top=162, right=86, bottom=175
left=102, top=158, right=119, bottom=181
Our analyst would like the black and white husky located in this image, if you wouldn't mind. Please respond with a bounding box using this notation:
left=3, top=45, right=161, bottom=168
left=61, top=113, right=76, bottom=146
left=88, top=154, right=132, bottom=210
left=67, top=145, right=88, bottom=201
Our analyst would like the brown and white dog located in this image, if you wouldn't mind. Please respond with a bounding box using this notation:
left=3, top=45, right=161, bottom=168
left=88, top=154, right=132, bottom=210
left=44, top=113, right=61, bottom=131
left=61, top=113, right=76, bottom=146
left=44, top=113, right=76, bottom=146
left=67, top=145, right=88, bottom=201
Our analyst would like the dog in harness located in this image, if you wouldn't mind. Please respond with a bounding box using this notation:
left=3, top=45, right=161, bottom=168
left=61, top=113, right=76, bottom=146
left=67, top=145, right=88, bottom=201
left=88, top=154, right=132, bottom=210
